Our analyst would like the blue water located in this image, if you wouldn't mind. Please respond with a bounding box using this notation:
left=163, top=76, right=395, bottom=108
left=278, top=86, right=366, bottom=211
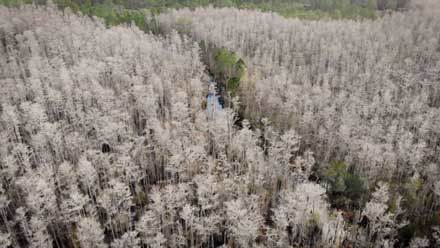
left=206, top=81, right=222, bottom=117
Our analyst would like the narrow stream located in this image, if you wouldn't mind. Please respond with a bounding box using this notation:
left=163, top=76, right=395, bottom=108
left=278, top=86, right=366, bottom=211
left=206, top=79, right=222, bottom=119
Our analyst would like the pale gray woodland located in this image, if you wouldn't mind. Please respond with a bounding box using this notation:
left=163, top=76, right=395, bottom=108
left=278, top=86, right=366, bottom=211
left=0, top=1, right=440, bottom=248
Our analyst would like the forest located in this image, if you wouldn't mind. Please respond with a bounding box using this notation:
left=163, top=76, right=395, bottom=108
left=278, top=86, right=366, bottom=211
left=0, top=0, right=412, bottom=25
left=0, top=0, right=440, bottom=247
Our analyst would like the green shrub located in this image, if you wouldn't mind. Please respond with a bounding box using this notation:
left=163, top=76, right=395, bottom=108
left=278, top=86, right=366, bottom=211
left=323, top=161, right=366, bottom=210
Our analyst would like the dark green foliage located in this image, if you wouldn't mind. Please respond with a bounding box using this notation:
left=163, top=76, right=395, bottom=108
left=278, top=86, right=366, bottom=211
left=324, top=161, right=348, bottom=193
left=344, top=173, right=365, bottom=199
left=397, top=223, right=416, bottom=247
left=213, top=48, right=246, bottom=96
left=0, top=0, right=154, bottom=31
left=227, top=77, right=240, bottom=95
left=78, top=3, right=151, bottom=30
left=0, top=0, right=30, bottom=7
left=323, top=161, right=366, bottom=210
left=1, top=0, right=410, bottom=20
left=377, top=0, right=410, bottom=10
left=235, top=58, right=246, bottom=79
left=214, top=48, right=237, bottom=80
